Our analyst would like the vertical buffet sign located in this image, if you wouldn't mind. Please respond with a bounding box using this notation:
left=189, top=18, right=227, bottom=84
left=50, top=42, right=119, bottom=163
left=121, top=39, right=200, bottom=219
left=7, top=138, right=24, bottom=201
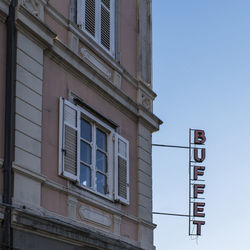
left=189, top=129, right=206, bottom=236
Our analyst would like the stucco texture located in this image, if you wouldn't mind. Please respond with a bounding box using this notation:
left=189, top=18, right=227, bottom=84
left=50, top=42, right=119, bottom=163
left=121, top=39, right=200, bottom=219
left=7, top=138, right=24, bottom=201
left=42, top=56, right=138, bottom=218
left=120, top=0, right=137, bottom=78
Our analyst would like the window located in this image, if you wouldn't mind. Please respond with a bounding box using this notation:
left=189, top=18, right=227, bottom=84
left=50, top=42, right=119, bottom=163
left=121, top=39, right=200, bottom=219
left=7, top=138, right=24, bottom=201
left=77, top=0, right=115, bottom=56
left=59, top=98, right=129, bottom=204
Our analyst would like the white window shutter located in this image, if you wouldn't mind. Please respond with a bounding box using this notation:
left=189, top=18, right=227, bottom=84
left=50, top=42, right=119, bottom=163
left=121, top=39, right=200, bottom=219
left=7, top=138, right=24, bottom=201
left=59, top=98, right=79, bottom=181
left=100, top=0, right=114, bottom=55
left=115, top=133, right=129, bottom=205
left=77, top=0, right=85, bottom=28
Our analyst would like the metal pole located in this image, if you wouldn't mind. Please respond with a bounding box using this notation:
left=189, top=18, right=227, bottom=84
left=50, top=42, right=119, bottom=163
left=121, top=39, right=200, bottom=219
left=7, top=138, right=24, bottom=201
left=153, top=212, right=189, bottom=218
left=188, top=128, right=191, bottom=235
left=3, top=1, right=16, bottom=249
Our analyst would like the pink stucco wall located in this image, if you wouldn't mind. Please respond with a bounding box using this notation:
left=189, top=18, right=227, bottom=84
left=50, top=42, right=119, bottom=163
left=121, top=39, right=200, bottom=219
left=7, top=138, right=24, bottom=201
left=48, top=0, right=71, bottom=20
left=45, top=12, right=68, bottom=45
left=44, top=0, right=138, bottom=103
left=41, top=185, right=68, bottom=217
left=42, top=55, right=138, bottom=219
left=120, top=0, right=137, bottom=78
left=120, top=218, right=138, bottom=242
left=41, top=0, right=139, bottom=237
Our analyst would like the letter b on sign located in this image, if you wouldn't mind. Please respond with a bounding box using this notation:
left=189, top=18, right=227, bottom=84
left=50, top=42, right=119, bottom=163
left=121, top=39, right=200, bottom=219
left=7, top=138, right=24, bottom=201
left=194, top=130, right=206, bottom=144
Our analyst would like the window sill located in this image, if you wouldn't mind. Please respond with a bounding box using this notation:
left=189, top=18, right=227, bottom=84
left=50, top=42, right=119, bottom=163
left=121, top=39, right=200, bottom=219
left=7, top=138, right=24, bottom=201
left=75, top=182, right=114, bottom=203
left=68, top=181, right=123, bottom=211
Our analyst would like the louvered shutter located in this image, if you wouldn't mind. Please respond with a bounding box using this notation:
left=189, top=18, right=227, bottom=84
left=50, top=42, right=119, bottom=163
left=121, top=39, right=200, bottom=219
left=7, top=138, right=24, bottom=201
left=59, top=98, right=79, bottom=181
left=77, top=0, right=114, bottom=55
left=100, top=0, right=114, bottom=54
left=115, top=134, right=129, bottom=205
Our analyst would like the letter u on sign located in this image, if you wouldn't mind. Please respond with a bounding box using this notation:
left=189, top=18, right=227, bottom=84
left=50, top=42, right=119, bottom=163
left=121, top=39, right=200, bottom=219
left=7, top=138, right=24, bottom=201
left=194, top=148, right=206, bottom=162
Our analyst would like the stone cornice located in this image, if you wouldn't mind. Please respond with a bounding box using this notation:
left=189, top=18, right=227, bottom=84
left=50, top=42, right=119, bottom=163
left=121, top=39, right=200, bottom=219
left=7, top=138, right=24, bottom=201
left=44, top=2, right=157, bottom=95
left=11, top=163, right=151, bottom=228
left=12, top=210, right=143, bottom=250
left=47, top=38, right=161, bottom=131
left=15, top=3, right=161, bottom=131
left=15, top=4, right=56, bottom=49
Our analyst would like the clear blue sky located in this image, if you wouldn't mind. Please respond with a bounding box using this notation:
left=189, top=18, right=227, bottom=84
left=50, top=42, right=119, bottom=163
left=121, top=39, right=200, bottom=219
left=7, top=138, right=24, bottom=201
left=152, top=1, right=250, bottom=249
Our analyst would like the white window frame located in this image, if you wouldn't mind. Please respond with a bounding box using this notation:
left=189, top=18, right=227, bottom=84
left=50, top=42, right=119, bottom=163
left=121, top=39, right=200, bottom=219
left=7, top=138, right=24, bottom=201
left=77, top=0, right=115, bottom=57
left=59, top=98, right=129, bottom=204
left=77, top=106, right=114, bottom=200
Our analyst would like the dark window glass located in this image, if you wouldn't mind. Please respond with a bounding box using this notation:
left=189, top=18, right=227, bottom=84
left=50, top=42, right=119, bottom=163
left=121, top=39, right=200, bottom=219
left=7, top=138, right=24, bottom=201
left=81, top=119, right=92, bottom=142
left=80, top=163, right=91, bottom=187
left=96, top=150, right=107, bottom=172
left=80, top=141, right=92, bottom=164
left=96, top=172, right=107, bottom=194
left=96, top=128, right=107, bottom=151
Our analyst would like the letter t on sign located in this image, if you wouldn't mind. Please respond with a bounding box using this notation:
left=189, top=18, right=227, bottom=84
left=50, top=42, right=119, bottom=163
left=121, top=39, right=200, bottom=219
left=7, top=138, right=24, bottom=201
left=193, top=220, right=205, bottom=235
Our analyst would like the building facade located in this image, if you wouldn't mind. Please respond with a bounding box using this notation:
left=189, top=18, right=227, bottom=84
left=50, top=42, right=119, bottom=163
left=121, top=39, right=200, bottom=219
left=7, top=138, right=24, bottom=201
left=0, top=0, right=162, bottom=249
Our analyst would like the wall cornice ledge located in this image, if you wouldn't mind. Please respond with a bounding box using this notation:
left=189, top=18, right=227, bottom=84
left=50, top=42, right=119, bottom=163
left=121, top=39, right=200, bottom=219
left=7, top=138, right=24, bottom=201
left=12, top=210, right=143, bottom=250
left=45, top=3, right=159, bottom=95
left=15, top=4, right=56, bottom=48
left=46, top=39, right=162, bottom=130
left=0, top=0, right=9, bottom=23
left=12, top=163, right=46, bottom=183
left=138, top=105, right=163, bottom=132
left=47, top=39, right=139, bottom=119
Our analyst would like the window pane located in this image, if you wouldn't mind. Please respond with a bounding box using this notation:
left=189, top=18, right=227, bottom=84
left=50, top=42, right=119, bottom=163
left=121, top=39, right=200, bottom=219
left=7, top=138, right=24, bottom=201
left=81, top=118, right=92, bottom=142
left=96, top=128, right=107, bottom=151
left=96, top=172, right=107, bottom=194
left=80, top=164, right=91, bottom=187
left=96, top=150, right=107, bottom=172
left=118, top=139, right=126, bottom=157
left=80, top=141, right=92, bottom=164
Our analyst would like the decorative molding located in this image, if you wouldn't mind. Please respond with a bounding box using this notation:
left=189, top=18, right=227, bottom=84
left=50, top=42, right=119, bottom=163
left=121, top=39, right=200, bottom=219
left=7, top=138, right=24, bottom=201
left=12, top=163, right=46, bottom=183
left=15, top=5, right=56, bottom=49
left=138, top=89, right=152, bottom=112
left=113, top=71, right=122, bottom=89
left=113, top=215, right=121, bottom=235
left=19, top=0, right=46, bottom=21
left=48, top=40, right=161, bottom=132
left=12, top=210, right=141, bottom=250
left=68, top=31, right=79, bottom=54
left=79, top=205, right=112, bottom=227
left=80, top=47, right=112, bottom=80
left=67, top=195, right=77, bottom=220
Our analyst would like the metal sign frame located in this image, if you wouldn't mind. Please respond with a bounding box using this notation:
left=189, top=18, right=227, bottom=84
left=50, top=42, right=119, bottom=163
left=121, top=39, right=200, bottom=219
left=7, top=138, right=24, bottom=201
left=152, top=128, right=207, bottom=237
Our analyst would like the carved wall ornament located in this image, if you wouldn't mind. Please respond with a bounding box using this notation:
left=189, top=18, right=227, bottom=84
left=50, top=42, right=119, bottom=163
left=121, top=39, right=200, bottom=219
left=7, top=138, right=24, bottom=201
left=20, top=0, right=45, bottom=20
left=79, top=206, right=112, bottom=227
left=80, top=47, right=112, bottom=80
left=140, top=91, right=152, bottom=111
